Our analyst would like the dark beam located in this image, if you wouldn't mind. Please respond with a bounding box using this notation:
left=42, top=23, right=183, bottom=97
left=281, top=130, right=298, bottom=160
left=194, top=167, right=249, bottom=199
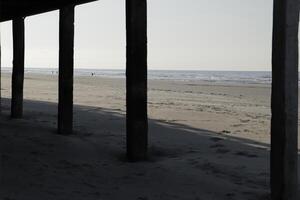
left=126, top=0, right=148, bottom=161
left=11, top=17, right=25, bottom=118
left=58, top=5, right=74, bottom=135
left=0, top=0, right=97, bottom=22
left=271, top=0, right=299, bottom=199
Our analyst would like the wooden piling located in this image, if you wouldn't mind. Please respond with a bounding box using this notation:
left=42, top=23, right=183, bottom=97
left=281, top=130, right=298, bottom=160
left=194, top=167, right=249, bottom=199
left=271, top=0, right=299, bottom=199
left=58, top=6, right=74, bottom=135
left=126, top=0, right=148, bottom=161
left=11, top=17, right=25, bottom=118
left=0, top=30, right=2, bottom=112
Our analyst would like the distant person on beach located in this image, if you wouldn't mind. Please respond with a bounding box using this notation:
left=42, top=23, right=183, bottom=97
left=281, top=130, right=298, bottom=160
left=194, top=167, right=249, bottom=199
left=91, top=72, right=95, bottom=76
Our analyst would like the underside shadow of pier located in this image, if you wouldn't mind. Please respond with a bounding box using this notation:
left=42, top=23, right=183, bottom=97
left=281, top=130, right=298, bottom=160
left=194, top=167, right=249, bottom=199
left=0, top=98, right=299, bottom=200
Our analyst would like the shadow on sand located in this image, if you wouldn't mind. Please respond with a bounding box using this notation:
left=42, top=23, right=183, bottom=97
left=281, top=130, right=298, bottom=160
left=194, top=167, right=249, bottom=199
left=0, top=98, right=299, bottom=200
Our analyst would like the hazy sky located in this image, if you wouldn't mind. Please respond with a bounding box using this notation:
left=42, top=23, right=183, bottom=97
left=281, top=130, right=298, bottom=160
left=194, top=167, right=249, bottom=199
left=1, top=0, right=273, bottom=71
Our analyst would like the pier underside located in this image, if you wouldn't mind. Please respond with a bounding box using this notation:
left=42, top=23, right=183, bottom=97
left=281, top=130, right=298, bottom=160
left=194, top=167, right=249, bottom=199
left=0, top=0, right=96, bottom=22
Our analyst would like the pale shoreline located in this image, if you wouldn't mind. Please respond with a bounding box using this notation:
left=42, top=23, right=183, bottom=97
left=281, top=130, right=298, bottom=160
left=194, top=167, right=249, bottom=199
left=1, top=73, right=299, bottom=199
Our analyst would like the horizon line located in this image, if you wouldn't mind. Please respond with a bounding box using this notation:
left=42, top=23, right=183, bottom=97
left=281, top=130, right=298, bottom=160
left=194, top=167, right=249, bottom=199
left=1, top=66, right=272, bottom=72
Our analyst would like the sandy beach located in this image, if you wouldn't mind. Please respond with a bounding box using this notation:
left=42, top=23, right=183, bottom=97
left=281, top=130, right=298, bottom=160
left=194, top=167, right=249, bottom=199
left=0, top=73, right=299, bottom=199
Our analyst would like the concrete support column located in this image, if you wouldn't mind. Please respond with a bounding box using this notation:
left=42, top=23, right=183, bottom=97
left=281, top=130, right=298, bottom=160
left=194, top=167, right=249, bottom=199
left=58, top=6, right=74, bottom=135
left=271, top=0, right=299, bottom=199
left=126, top=0, right=148, bottom=161
left=11, top=17, right=25, bottom=118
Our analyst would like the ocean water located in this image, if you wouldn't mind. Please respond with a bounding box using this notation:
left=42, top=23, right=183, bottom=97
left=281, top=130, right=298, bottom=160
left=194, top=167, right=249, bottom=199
left=2, top=68, right=272, bottom=85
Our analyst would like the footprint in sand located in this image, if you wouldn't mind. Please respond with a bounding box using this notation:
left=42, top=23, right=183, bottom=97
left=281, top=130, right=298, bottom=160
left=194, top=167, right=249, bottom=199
left=216, top=148, right=231, bottom=154
left=135, top=172, right=146, bottom=177
left=240, top=119, right=250, bottom=123
left=226, top=193, right=235, bottom=198
left=3, top=196, right=16, bottom=200
left=232, top=124, right=242, bottom=128
left=82, top=181, right=97, bottom=189
left=196, top=162, right=220, bottom=174
left=187, top=158, right=199, bottom=165
left=235, top=151, right=258, bottom=158
left=221, top=130, right=231, bottom=134
left=209, top=138, right=230, bottom=153
left=210, top=137, right=224, bottom=142
left=210, top=143, right=225, bottom=148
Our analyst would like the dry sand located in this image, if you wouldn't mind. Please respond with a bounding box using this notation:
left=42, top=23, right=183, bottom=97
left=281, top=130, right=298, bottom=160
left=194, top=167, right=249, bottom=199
left=0, top=73, right=299, bottom=200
